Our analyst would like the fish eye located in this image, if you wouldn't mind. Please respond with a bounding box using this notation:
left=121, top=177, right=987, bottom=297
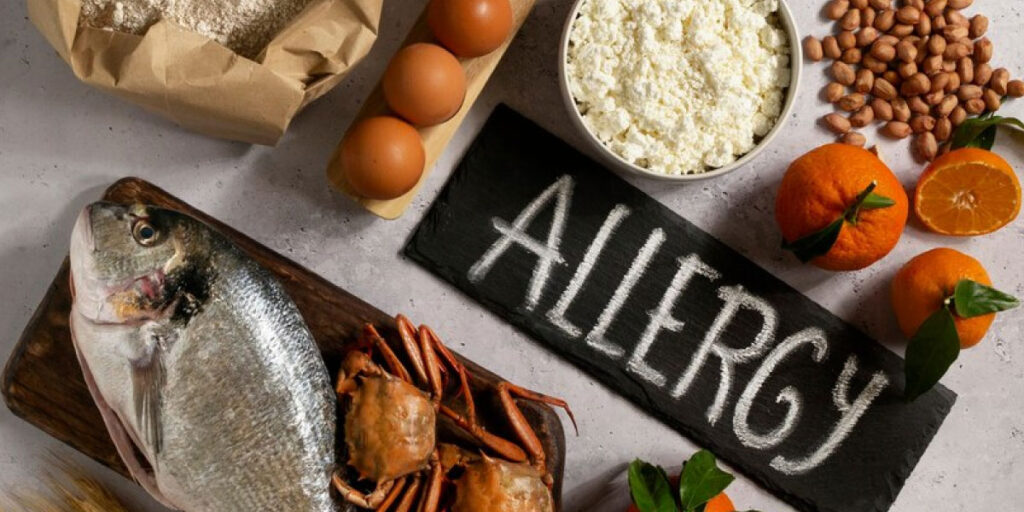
left=132, top=219, right=159, bottom=246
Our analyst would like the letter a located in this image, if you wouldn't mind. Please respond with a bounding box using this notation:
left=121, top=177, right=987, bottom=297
left=468, top=175, right=573, bottom=311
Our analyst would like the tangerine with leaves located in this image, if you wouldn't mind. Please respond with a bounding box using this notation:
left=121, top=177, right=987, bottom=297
left=776, top=144, right=909, bottom=271
left=914, top=148, right=1021, bottom=236
left=891, top=248, right=995, bottom=349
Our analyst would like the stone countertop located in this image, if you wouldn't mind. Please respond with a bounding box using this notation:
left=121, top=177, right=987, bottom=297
left=2, top=0, right=1023, bottom=510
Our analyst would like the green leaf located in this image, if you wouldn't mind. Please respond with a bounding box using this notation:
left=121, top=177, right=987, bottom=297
left=679, top=450, right=735, bottom=512
left=951, top=116, right=1024, bottom=150
left=781, top=218, right=843, bottom=263
left=859, top=192, right=896, bottom=210
left=953, top=279, right=1020, bottom=318
left=628, top=459, right=678, bottom=512
left=904, top=309, right=961, bottom=401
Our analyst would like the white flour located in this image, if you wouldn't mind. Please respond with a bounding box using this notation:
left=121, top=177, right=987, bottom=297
left=79, top=0, right=315, bottom=58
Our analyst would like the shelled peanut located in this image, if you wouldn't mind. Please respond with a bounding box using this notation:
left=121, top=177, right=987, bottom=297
left=805, top=0, right=1024, bottom=160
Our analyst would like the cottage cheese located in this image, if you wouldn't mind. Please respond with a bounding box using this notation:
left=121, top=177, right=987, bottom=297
left=566, top=0, right=791, bottom=175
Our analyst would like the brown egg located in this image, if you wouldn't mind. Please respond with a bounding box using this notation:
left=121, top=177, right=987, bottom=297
left=383, top=43, right=467, bottom=126
left=339, top=116, right=425, bottom=200
left=427, top=0, right=514, bottom=58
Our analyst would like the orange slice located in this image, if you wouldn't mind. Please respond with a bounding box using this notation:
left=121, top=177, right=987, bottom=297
left=914, top=148, right=1021, bottom=236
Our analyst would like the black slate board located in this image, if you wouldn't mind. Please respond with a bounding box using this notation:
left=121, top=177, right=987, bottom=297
left=405, top=105, right=956, bottom=512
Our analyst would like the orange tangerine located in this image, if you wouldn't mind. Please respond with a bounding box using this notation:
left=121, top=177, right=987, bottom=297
left=914, top=148, right=1021, bottom=236
left=891, top=248, right=994, bottom=348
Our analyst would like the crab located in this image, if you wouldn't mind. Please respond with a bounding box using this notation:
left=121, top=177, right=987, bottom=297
left=332, top=315, right=575, bottom=511
left=433, top=443, right=555, bottom=512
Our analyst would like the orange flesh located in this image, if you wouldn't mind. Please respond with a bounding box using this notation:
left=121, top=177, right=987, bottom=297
left=915, top=155, right=1021, bottom=236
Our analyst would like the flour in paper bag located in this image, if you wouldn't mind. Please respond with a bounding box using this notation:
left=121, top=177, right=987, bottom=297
left=79, top=0, right=314, bottom=58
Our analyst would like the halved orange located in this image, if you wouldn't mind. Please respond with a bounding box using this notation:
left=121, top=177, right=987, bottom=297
left=915, top=148, right=1021, bottom=236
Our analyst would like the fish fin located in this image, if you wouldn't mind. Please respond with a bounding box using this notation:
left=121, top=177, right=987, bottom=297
left=131, top=350, right=164, bottom=458
left=70, top=314, right=176, bottom=509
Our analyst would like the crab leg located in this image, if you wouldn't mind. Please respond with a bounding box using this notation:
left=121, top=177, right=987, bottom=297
left=416, top=450, right=444, bottom=512
left=422, top=326, right=475, bottom=418
left=439, top=404, right=528, bottom=462
left=397, top=315, right=430, bottom=386
left=493, top=382, right=577, bottom=486
left=392, top=476, right=423, bottom=512
left=377, top=476, right=408, bottom=511
left=331, top=473, right=396, bottom=509
left=362, top=324, right=412, bottom=383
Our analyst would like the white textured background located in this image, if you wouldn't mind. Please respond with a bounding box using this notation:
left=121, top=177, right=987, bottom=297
left=2, top=0, right=1023, bottom=510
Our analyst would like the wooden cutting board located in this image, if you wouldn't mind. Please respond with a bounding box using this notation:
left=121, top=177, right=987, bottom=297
left=1, top=177, right=565, bottom=507
left=325, top=0, right=538, bottom=220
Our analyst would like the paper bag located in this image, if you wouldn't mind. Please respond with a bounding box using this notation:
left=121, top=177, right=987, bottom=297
left=27, top=0, right=381, bottom=145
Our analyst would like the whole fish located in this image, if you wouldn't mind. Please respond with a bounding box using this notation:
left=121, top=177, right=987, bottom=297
left=68, top=202, right=338, bottom=512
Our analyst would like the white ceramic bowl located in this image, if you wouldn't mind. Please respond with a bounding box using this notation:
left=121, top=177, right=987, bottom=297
left=558, top=0, right=803, bottom=182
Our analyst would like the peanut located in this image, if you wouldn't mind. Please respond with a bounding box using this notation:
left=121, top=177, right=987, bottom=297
left=957, top=84, right=983, bottom=101
left=856, top=27, right=880, bottom=47
left=824, top=113, right=852, bottom=134
left=872, top=98, right=895, bottom=121
left=945, top=72, right=961, bottom=92
left=841, top=48, right=863, bottom=64
left=975, top=38, right=993, bottom=64
left=896, top=6, right=921, bottom=24
left=855, top=69, right=875, bottom=93
left=1009, top=80, right=1024, bottom=98
left=927, top=34, right=946, bottom=55
left=923, top=54, right=944, bottom=74
left=990, top=68, right=1010, bottom=95
left=909, top=95, right=931, bottom=115
left=969, top=15, right=988, bottom=39
left=914, top=132, right=938, bottom=161
left=934, top=117, right=952, bottom=142
left=901, top=73, right=932, bottom=95
left=932, top=14, right=947, bottom=30
left=825, top=0, right=850, bottom=20
left=890, top=24, right=915, bottom=37
left=908, top=0, right=924, bottom=9
left=851, top=0, right=868, bottom=8
left=916, top=15, right=932, bottom=36
left=882, top=121, right=913, bottom=138
left=839, top=93, right=867, bottom=112
left=957, top=57, right=974, bottom=84
left=804, top=37, right=824, bottom=61
left=841, top=9, right=862, bottom=30
left=892, top=98, right=912, bottom=121
left=838, top=30, right=857, bottom=50
left=924, top=0, right=946, bottom=18
left=947, top=0, right=972, bottom=9
left=877, top=35, right=900, bottom=47
left=870, top=42, right=897, bottom=61
left=945, top=10, right=969, bottom=28
left=898, top=61, right=919, bottom=79
left=895, top=39, right=918, bottom=62
left=875, top=9, right=897, bottom=31
left=869, top=0, right=891, bottom=9
left=943, top=43, right=969, bottom=61
left=931, top=72, right=950, bottom=93
left=832, top=61, right=856, bottom=86
left=823, top=36, right=842, bottom=59
left=935, top=95, right=959, bottom=117
left=850, top=105, right=875, bottom=127
left=825, top=82, right=847, bottom=103
left=840, top=132, right=867, bottom=147
left=910, top=115, right=937, bottom=133
left=950, top=106, right=967, bottom=126
left=983, top=88, right=1001, bottom=111
left=925, top=90, right=945, bottom=106
left=883, top=71, right=904, bottom=86
left=964, top=98, right=986, bottom=114
left=942, top=25, right=968, bottom=41
left=873, top=78, right=898, bottom=100
left=974, top=63, right=992, bottom=87
left=861, top=54, right=889, bottom=73
left=862, top=8, right=876, bottom=28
